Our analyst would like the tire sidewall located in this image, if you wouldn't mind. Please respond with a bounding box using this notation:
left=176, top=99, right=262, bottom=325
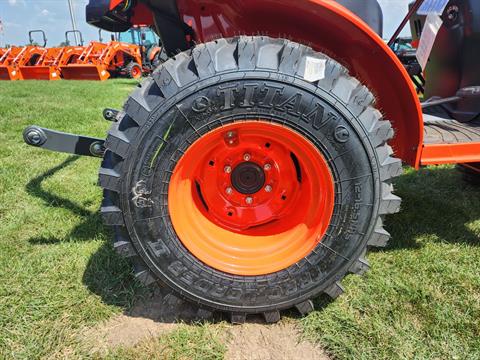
left=121, top=70, right=383, bottom=313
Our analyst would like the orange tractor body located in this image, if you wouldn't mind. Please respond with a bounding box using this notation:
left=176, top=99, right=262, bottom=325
left=99, top=0, right=480, bottom=168
left=57, top=45, right=86, bottom=68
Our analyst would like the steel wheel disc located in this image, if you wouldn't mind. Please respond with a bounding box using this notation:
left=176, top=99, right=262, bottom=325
left=168, top=121, right=335, bottom=276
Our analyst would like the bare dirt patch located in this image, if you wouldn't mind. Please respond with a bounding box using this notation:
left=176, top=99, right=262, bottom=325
left=82, top=286, right=195, bottom=351
left=83, top=286, right=328, bottom=359
left=224, top=322, right=329, bottom=360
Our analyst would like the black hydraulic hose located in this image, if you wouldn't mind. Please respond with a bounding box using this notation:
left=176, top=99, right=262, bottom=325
left=388, top=0, right=426, bottom=47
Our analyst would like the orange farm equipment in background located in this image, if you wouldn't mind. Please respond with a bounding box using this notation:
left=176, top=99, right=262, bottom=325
left=60, top=26, right=163, bottom=81
left=19, top=31, right=89, bottom=81
left=0, top=30, right=56, bottom=81
left=0, top=29, right=158, bottom=81
left=18, top=30, right=62, bottom=80
left=0, top=46, right=26, bottom=80
left=60, top=40, right=143, bottom=81
left=19, top=47, right=63, bottom=81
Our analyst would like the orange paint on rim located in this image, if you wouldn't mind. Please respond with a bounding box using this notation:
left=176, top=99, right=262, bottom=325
left=131, top=65, right=142, bottom=79
left=168, top=121, right=335, bottom=276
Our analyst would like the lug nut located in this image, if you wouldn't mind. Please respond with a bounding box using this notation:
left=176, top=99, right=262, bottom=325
left=265, top=185, right=272, bottom=193
left=224, top=165, right=232, bottom=174
left=226, top=131, right=236, bottom=138
left=225, top=187, right=233, bottom=195
left=243, top=153, right=251, bottom=161
left=264, top=163, right=271, bottom=171
left=245, top=196, right=253, bottom=204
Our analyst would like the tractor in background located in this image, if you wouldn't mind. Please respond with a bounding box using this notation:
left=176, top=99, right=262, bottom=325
left=116, top=25, right=164, bottom=77
left=0, top=30, right=54, bottom=80
left=1, top=27, right=163, bottom=81
left=22, top=0, right=480, bottom=323
left=60, top=25, right=162, bottom=80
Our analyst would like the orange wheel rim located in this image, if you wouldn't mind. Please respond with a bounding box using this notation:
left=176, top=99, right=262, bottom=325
left=168, top=121, right=335, bottom=276
left=132, top=66, right=141, bottom=78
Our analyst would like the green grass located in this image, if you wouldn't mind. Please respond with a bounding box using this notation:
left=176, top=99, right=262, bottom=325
left=0, top=80, right=141, bottom=359
left=0, top=80, right=479, bottom=359
left=303, top=167, right=480, bottom=359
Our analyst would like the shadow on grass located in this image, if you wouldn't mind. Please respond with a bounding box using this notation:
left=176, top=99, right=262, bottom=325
left=84, top=241, right=223, bottom=324
left=384, top=166, right=480, bottom=251
left=24, top=159, right=480, bottom=324
left=24, top=156, right=215, bottom=324
left=25, top=155, right=106, bottom=245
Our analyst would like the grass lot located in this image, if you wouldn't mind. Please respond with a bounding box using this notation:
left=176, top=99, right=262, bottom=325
left=0, top=80, right=479, bottom=359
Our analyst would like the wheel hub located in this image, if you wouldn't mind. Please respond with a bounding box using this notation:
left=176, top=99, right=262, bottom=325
left=231, top=161, right=265, bottom=194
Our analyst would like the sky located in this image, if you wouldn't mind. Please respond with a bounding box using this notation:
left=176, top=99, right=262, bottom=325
left=0, top=0, right=412, bottom=47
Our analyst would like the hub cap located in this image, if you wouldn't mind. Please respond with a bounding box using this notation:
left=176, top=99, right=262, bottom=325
left=231, top=162, right=265, bottom=194
left=168, top=121, right=335, bottom=275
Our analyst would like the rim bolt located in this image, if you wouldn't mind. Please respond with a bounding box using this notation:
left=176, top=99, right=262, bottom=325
left=226, top=131, right=237, bottom=145
left=224, top=165, right=232, bottom=174
left=264, top=163, right=272, bottom=171
left=245, top=196, right=253, bottom=205
left=225, top=187, right=233, bottom=195
left=265, top=185, right=272, bottom=193
left=243, top=153, right=251, bottom=161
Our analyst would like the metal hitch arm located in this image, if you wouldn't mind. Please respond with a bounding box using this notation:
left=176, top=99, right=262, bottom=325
left=23, top=125, right=105, bottom=157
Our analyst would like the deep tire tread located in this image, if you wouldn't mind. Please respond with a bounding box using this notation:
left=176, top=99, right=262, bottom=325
left=99, top=36, right=403, bottom=323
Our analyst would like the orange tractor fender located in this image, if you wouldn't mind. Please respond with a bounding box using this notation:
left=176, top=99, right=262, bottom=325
left=147, top=46, right=162, bottom=62
left=173, top=0, right=424, bottom=167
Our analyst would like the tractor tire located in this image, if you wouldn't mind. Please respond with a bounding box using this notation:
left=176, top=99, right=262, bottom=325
left=457, top=164, right=480, bottom=185
left=125, top=62, right=142, bottom=79
left=99, top=36, right=402, bottom=323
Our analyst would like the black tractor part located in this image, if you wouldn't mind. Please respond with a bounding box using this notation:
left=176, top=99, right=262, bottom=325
left=86, top=0, right=132, bottom=32
left=28, top=30, right=48, bottom=47
left=457, top=163, right=480, bottom=185
left=98, top=36, right=402, bottom=323
left=336, top=0, right=383, bottom=36
left=412, top=0, right=480, bottom=122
